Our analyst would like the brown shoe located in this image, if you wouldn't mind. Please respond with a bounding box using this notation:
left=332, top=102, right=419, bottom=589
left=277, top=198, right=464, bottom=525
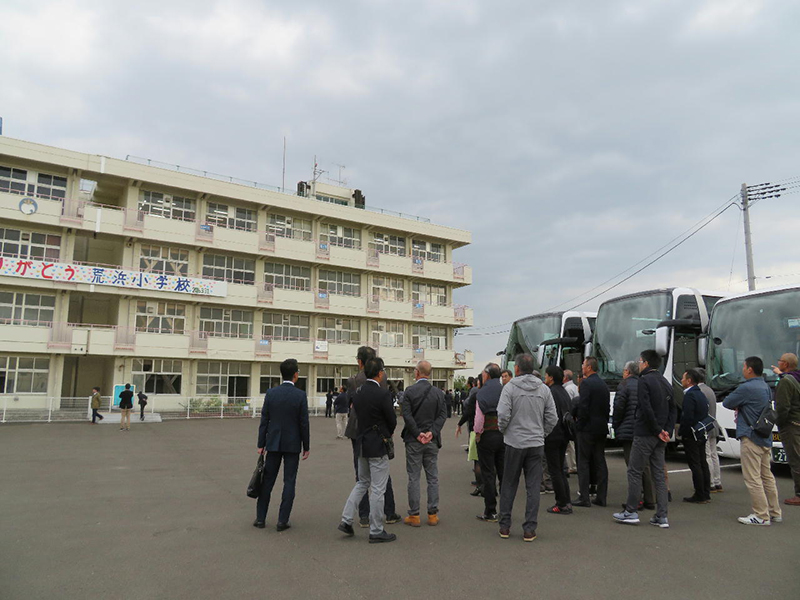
left=404, top=515, right=421, bottom=527
left=523, top=530, right=537, bottom=542
left=785, top=496, right=800, bottom=506
left=499, top=528, right=510, bottom=539
left=427, top=513, right=439, bottom=526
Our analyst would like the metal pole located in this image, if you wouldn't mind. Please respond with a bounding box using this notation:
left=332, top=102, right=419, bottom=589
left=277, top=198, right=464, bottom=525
left=186, top=400, right=190, bottom=420
left=741, top=183, right=757, bottom=291
left=2, top=395, right=7, bottom=423
left=48, top=397, right=53, bottom=423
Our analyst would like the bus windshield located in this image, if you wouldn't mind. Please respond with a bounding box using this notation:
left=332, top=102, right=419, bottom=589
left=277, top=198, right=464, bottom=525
left=595, top=292, right=672, bottom=387
left=707, top=289, right=800, bottom=391
left=505, top=314, right=562, bottom=368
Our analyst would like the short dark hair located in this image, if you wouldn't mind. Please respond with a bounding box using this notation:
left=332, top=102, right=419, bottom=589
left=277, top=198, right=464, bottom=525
left=92, top=386, right=100, bottom=392
left=280, top=358, right=299, bottom=381
left=684, top=369, right=702, bottom=385
left=484, top=363, right=501, bottom=379
left=546, top=365, right=564, bottom=384
left=501, top=369, right=512, bottom=379
left=124, top=383, right=131, bottom=390
left=640, top=349, right=661, bottom=370
left=744, top=356, right=764, bottom=376
left=357, top=346, right=376, bottom=366
left=515, top=353, right=535, bottom=374
left=365, top=357, right=384, bottom=380
left=467, top=376, right=475, bottom=387
left=583, top=356, right=599, bottom=373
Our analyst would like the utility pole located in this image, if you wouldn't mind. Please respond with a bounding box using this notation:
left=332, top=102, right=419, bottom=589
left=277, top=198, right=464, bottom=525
left=741, top=183, right=756, bottom=291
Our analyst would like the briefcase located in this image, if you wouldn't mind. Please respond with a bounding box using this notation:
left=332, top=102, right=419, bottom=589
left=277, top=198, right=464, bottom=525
left=247, top=453, right=265, bottom=499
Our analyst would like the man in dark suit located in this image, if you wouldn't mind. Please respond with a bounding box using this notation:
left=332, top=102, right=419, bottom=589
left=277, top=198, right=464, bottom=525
left=254, top=358, right=310, bottom=532
left=401, top=360, right=447, bottom=527
left=680, top=369, right=711, bottom=503
left=338, top=357, right=398, bottom=543
left=573, top=356, right=610, bottom=507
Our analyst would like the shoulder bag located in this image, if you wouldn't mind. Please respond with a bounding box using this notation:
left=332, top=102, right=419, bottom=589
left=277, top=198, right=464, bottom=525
left=690, top=414, right=717, bottom=441
left=246, top=453, right=266, bottom=499
left=740, top=401, right=779, bottom=439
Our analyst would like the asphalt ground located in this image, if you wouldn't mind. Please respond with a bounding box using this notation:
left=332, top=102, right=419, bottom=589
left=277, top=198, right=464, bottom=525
left=1, top=416, right=798, bottom=600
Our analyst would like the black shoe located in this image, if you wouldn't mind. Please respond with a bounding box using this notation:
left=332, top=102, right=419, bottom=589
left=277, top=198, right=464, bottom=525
left=642, top=502, right=656, bottom=510
left=276, top=522, right=291, bottom=532
left=253, top=520, right=265, bottom=529
left=368, top=530, right=397, bottom=544
left=470, top=488, right=483, bottom=497
left=591, top=498, right=606, bottom=507
left=683, top=496, right=702, bottom=503
left=476, top=513, right=498, bottom=522
left=385, top=513, right=402, bottom=524
left=572, top=498, right=591, bottom=508
left=359, top=517, right=369, bottom=528
left=338, top=522, right=355, bottom=537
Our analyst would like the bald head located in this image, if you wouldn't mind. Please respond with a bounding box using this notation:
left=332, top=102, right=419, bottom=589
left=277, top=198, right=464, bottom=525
left=782, top=353, right=798, bottom=370
left=415, top=360, right=432, bottom=379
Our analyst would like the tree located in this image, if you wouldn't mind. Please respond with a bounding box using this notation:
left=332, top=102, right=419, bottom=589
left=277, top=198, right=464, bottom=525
left=453, top=375, right=467, bottom=392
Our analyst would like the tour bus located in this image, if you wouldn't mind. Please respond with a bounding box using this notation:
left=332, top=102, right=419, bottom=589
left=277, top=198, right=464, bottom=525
left=702, top=285, right=793, bottom=463
left=591, top=288, right=724, bottom=438
left=503, top=311, right=596, bottom=378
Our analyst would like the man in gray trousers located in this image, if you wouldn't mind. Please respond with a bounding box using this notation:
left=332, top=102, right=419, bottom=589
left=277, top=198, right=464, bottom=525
left=497, top=354, right=558, bottom=542
left=401, top=360, right=447, bottom=527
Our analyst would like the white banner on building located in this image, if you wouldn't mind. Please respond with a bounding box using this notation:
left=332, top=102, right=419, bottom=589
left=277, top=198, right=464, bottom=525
left=0, top=256, right=227, bottom=297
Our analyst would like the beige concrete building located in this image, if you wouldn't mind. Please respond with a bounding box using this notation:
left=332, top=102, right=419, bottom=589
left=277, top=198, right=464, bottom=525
left=0, top=137, right=473, bottom=413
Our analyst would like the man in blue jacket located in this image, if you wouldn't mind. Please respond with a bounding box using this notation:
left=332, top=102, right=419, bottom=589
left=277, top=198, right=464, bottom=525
left=722, top=356, right=782, bottom=525
left=680, top=369, right=711, bottom=504
left=254, top=358, right=310, bottom=531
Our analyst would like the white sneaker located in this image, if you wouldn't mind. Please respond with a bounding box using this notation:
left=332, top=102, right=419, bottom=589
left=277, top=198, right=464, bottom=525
left=771, top=515, right=783, bottom=523
left=737, top=514, right=769, bottom=526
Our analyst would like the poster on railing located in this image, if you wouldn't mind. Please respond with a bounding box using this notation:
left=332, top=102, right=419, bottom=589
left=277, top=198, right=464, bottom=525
left=0, top=256, right=227, bottom=297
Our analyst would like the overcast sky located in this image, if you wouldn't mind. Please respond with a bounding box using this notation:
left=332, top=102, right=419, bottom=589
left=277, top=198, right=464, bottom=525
left=3, top=0, right=800, bottom=370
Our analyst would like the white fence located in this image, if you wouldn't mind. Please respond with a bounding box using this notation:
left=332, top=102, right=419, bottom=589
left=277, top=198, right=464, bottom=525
left=1, top=396, right=330, bottom=424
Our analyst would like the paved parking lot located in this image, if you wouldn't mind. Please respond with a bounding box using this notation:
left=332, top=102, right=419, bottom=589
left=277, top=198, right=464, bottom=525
left=1, top=417, right=798, bottom=600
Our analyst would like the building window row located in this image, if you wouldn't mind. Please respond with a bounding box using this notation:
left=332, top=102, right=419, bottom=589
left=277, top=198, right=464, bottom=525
left=139, top=191, right=196, bottom=221
left=0, top=227, right=61, bottom=261
left=321, top=224, right=361, bottom=249
left=0, top=165, right=67, bottom=200
left=196, top=361, right=250, bottom=396
left=140, top=244, right=189, bottom=276
left=318, top=269, right=361, bottom=297
left=132, top=359, right=183, bottom=394
left=269, top=214, right=312, bottom=241
left=135, top=300, right=186, bottom=334
left=199, top=307, right=254, bottom=339
left=0, top=292, right=55, bottom=325
left=206, top=202, right=257, bottom=232
left=0, top=356, right=49, bottom=394
left=264, top=262, right=311, bottom=291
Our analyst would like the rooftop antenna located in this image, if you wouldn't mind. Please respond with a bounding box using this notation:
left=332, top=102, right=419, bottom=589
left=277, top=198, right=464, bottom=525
left=331, top=163, right=347, bottom=187
left=312, top=155, right=327, bottom=183
left=281, top=137, right=286, bottom=192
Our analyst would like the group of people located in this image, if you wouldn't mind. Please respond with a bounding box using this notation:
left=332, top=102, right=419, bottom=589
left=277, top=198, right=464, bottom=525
left=252, top=346, right=800, bottom=541
left=89, top=383, right=148, bottom=427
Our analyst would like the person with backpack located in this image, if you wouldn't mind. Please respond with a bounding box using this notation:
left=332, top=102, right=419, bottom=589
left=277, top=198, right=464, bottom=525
left=543, top=365, right=573, bottom=515
left=722, top=356, right=782, bottom=525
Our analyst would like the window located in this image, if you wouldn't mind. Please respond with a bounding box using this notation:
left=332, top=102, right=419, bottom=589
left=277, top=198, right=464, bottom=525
left=196, top=361, right=250, bottom=396
left=412, top=239, right=444, bottom=263
left=269, top=213, right=312, bottom=241
left=412, top=283, right=447, bottom=306
left=317, top=317, right=360, bottom=345
left=205, top=203, right=257, bottom=232
left=260, top=363, right=308, bottom=393
left=36, top=173, right=67, bottom=200
left=135, top=300, right=186, bottom=334
left=315, top=194, right=349, bottom=206
left=371, top=276, right=404, bottom=302
left=139, top=191, right=196, bottom=221
left=321, top=224, right=361, bottom=249
left=371, top=232, right=406, bottom=256
left=0, top=292, right=55, bottom=325
left=412, top=325, right=448, bottom=350
left=200, top=307, right=254, bottom=338
left=0, top=228, right=61, bottom=261
left=0, top=356, right=49, bottom=394
left=431, top=368, right=449, bottom=390
left=202, top=254, right=255, bottom=285
left=262, top=312, right=309, bottom=341
left=316, top=365, right=337, bottom=393
left=371, top=321, right=405, bottom=348
left=0, top=166, right=29, bottom=195
left=264, top=262, right=311, bottom=291
left=132, top=359, right=182, bottom=394
left=319, top=269, right=361, bottom=297
left=139, top=245, right=189, bottom=276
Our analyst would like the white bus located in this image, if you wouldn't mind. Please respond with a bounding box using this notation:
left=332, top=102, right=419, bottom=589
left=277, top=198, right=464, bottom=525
left=703, top=285, right=793, bottom=463
left=591, top=288, right=723, bottom=437
left=503, top=311, right=596, bottom=378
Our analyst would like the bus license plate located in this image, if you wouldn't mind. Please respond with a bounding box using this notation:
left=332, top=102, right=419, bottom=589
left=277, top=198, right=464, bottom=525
left=772, top=432, right=781, bottom=442
left=772, top=447, right=788, bottom=464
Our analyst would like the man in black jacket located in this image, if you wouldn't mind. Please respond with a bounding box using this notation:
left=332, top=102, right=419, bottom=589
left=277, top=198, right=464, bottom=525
left=573, top=357, right=610, bottom=507
left=338, top=358, right=397, bottom=543
left=613, top=349, right=676, bottom=528
left=344, top=346, right=401, bottom=527
left=544, top=365, right=573, bottom=514
left=680, top=369, right=711, bottom=504
left=401, top=360, right=447, bottom=527
left=475, top=363, right=505, bottom=522
left=255, top=358, right=310, bottom=531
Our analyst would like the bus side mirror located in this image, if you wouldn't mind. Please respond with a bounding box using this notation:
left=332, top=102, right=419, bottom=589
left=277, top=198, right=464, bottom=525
left=697, top=336, right=708, bottom=367
left=584, top=341, right=593, bottom=358
left=655, top=326, right=669, bottom=357
left=535, top=345, right=545, bottom=369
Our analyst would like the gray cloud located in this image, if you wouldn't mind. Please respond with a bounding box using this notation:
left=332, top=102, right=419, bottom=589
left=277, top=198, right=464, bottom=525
left=1, top=0, right=799, bottom=368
